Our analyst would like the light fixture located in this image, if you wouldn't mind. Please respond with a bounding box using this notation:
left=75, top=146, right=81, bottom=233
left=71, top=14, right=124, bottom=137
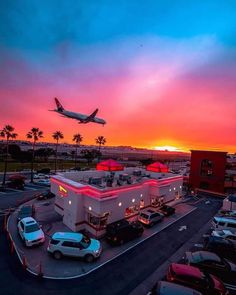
left=174, top=187, right=176, bottom=190
left=89, top=206, right=92, bottom=211
left=169, top=189, right=171, bottom=192
left=140, top=194, right=143, bottom=197
left=180, top=185, right=182, bottom=189
left=132, top=198, right=135, bottom=203
left=69, top=200, right=72, bottom=205
left=118, top=202, right=122, bottom=207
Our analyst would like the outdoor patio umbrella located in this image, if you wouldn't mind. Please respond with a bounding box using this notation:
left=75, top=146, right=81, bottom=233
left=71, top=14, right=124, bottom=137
left=8, top=174, right=27, bottom=180
left=96, top=159, right=124, bottom=171
left=146, top=162, right=169, bottom=173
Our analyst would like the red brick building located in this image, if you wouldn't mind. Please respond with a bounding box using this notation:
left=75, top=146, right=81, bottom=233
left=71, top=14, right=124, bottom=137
left=189, top=150, right=227, bottom=193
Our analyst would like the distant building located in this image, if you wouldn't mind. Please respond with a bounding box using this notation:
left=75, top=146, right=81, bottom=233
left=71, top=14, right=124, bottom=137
left=189, top=150, right=227, bottom=194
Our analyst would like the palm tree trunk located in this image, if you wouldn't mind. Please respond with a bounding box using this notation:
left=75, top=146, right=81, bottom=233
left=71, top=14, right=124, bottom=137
left=2, top=139, right=9, bottom=186
left=55, top=140, right=58, bottom=173
left=75, top=145, right=78, bottom=167
left=30, top=141, right=35, bottom=183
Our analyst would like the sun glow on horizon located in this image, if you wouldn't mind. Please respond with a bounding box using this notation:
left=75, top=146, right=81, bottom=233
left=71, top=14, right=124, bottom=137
left=154, top=145, right=181, bottom=152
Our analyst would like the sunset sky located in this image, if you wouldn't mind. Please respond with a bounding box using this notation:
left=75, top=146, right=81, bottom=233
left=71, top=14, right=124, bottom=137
left=1, top=1, right=236, bottom=152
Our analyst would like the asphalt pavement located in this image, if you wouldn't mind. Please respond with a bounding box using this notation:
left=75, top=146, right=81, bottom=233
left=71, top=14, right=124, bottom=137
left=0, top=197, right=225, bottom=295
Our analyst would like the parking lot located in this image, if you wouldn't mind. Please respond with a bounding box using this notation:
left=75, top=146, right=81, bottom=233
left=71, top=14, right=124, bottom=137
left=8, top=196, right=197, bottom=279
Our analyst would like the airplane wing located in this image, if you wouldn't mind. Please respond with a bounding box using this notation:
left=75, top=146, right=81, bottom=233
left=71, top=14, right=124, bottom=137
left=82, top=109, right=99, bottom=123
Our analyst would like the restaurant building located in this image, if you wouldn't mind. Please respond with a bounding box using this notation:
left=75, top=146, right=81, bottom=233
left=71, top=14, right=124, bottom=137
left=51, top=162, right=183, bottom=237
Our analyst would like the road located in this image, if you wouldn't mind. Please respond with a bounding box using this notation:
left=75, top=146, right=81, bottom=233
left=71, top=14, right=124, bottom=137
left=0, top=196, right=229, bottom=295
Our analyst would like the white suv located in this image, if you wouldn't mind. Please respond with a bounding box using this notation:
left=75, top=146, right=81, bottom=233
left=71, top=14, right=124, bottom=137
left=47, top=232, right=102, bottom=262
left=18, top=217, right=45, bottom=247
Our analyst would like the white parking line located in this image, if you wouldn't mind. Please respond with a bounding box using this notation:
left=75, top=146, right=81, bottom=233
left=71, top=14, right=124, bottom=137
left=10, top=206, right=197, bottom=280
left=224, top=283, right=236, bottom=290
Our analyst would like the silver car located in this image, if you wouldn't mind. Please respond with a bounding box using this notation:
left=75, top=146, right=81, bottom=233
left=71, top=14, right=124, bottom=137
left=138, top=209, right=164, bottom=226
left=47, top=232, right=102, bottom=262
left=18, top=217, right=45, bottom=247
left=211, top=229, right=236, bottom=245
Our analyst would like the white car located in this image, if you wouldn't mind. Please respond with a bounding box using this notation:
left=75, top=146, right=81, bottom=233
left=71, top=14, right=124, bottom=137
left=36, top=179, right=50, bottom=186
left=211, top=229, right=236, bottom=245
left=18, top=217, right=45, bottom=247
left=33, top=173, right=49, bottom=180
left=47, top=232, right=102, bottom=262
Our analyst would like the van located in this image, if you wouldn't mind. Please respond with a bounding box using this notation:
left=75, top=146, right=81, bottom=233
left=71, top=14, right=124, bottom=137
left=212, top=216, right=236, bottom=233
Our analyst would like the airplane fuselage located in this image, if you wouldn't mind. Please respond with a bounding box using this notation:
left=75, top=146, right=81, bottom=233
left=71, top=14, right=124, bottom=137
left=56, top=109, right=106, bottom=125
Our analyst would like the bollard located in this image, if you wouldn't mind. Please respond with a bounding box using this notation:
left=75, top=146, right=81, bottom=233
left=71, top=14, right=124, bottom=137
left=22, top=255, right=27, bottom=270
left=6, top=231, right=10, bottom=240
left=10, top=239, right=14, bottom=254
left=38, top=261, right=43, bottom=277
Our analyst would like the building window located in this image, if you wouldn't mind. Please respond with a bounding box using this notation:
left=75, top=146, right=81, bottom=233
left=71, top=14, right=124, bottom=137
left=200, top=159, right=213, bottom=176
left=140, top=199, right=145, bottom=208
left=151, top=196, right=164, bottom=207
left=87, top=212, right=109, bottom=230
left=125, top=205, right=139, bottom=217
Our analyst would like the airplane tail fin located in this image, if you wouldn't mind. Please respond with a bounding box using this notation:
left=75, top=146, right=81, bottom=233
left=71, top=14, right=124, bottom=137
left=54, top=97, right=64, bottom=112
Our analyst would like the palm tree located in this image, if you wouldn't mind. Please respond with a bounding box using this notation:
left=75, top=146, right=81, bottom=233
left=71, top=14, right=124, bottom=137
left=52, top=131, right=64, bottom=173
left=95, top=136, right=106, bottom=152
left=26, top=128, right=43, bottom=182
left=72, top=133, right=83, bottom=168
left=0, top=125, right=18, bottom=186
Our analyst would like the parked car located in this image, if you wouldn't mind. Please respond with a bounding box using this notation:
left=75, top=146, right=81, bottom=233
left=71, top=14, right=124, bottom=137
left=217, top=210, right=236, bottom=218
left=18, top=217, right=45, bottom=247
left=35, top=179, right=50, bottom=186
left=185, top=250, right=236, bottom=284
left=211, top=229, right=236, bottom=245
left=203, top=236, right=236, bottom=262
left=106, top=219, right=144, bottom=245
left=33, top=173, right=50, bottom=180
left=166, top=263, right=227, bottom=295
left=47, top=232, right=102, bottom=262
left=154, top=281, right=203, bottom=295
left=138, top=209, right=164, bottom=226
left=212, top=216, right=236, bottom=233
left=17, top=205, right=35, bottom=221
left=36, top=190, right=55, bottom=200
left=158, top=205, right=176, bottom=216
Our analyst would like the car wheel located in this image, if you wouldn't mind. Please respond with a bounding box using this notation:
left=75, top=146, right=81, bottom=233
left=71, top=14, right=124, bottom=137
left=85, top=254, right=94, bottom=263
left=53, top=251, right=62, bottom=260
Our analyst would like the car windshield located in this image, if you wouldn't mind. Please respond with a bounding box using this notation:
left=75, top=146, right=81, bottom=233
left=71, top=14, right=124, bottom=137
left=21, top=207, right=31, bottom=213
left=80, top=236, right=91, bottom=248
left=25, top=223, right=40, bottom=233
left=192, top=252, right=203, bottom=262
left=140, top=213, right=149, bottom=219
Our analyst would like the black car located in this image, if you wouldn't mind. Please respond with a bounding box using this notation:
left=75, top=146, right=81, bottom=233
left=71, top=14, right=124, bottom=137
left=204, top=236, right=236, bottom=262
left=158, top=205, right=176, bottom=216
left=185, top=250, right=236, bottom=285
left=36, top=190, right=55, bottom=200
left=18, top=205, right=35, bottom=221
left=106, top=219, right=144, bottom=245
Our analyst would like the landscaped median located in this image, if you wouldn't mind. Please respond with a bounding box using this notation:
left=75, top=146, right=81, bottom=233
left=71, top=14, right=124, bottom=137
left=7, top=198, right=196, bottom=279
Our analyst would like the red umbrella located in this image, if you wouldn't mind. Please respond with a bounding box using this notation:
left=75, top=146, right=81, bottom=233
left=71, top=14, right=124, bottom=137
left=146, top=162, right=169, bottom=173
left=96, top=159, right=124, bottom=171
left=8, top=174, right=27, bottom=180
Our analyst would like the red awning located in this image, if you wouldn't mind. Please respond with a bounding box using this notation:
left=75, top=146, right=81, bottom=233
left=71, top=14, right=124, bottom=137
left=146, top=162, right=169, bottom=173
left=96, top=159, right=124, bottom=171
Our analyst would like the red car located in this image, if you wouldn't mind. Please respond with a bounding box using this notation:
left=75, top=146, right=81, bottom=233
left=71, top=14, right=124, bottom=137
left=167, top=263, right=227, bottom=295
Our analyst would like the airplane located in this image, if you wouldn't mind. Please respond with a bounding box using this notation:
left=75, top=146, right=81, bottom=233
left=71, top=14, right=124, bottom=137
left=50, top=98, right=106, bottom=125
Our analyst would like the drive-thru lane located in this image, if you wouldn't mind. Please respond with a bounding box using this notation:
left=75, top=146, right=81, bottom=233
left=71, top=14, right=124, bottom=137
left=0, top=198, right=228, bottom=295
